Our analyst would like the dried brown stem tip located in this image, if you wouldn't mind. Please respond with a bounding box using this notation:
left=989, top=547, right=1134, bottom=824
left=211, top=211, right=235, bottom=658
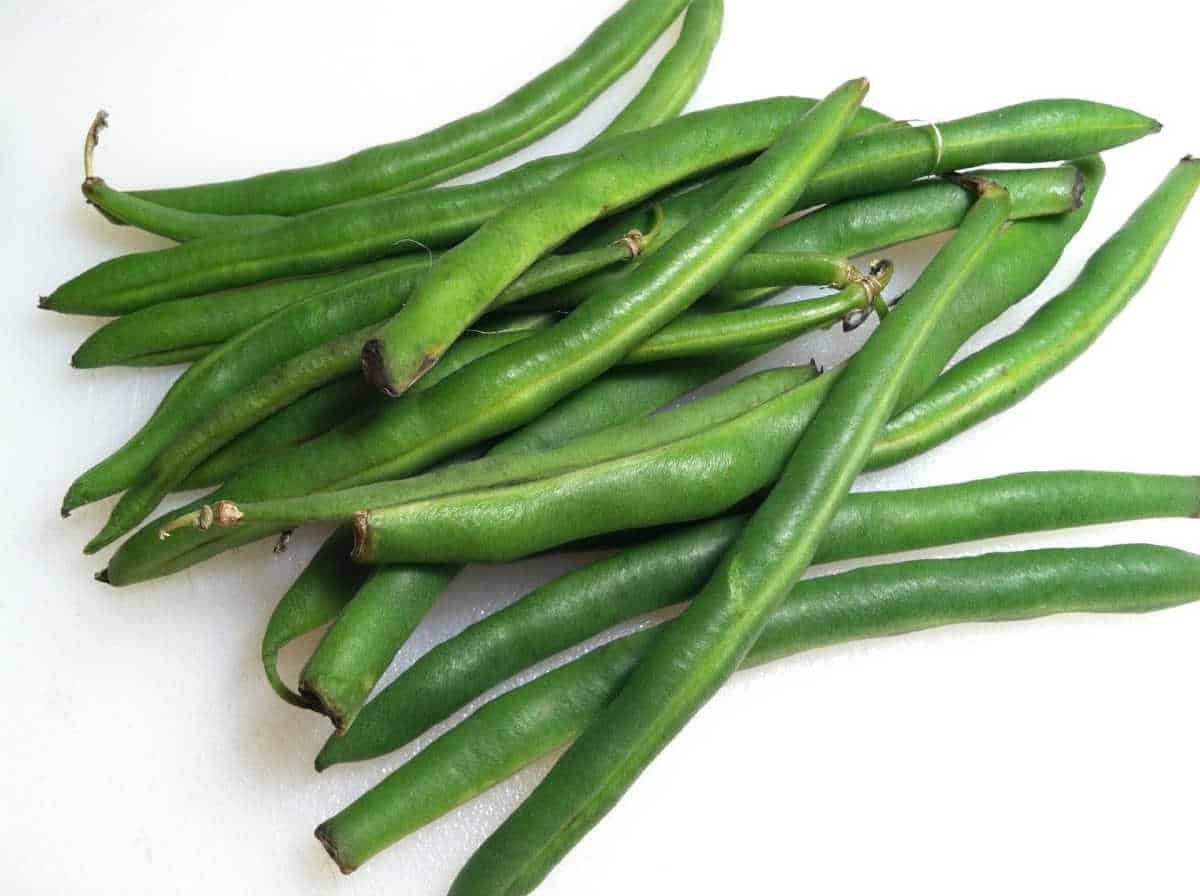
left=83, top=110, right=108, bottom=181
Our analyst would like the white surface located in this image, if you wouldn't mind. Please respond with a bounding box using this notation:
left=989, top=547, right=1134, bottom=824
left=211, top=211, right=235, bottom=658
left=3, top=1, right=1199, bottom=893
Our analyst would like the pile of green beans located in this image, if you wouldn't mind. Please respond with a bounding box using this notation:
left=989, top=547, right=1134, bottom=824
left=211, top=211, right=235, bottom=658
left=46, top=4, right=1198, bottom=893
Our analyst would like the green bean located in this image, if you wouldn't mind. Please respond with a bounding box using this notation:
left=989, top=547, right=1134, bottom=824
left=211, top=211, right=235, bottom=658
left=261, top=527, right=366, bottom=707
left=874, top=155, right=1200, bottom=466
left=307, top=159, right=1103, bottom=743
left=177, top=363, right=822, bottom=533
left=267, top=355, right=764, bottom=719
left=45, top=98, right=867, bottom=316
left=360, top=98, right=872, bottom=394
left=62, top=262, right=432, bottom=518
left=321, top=468, right=1200, bottom=766
left=517, top=162, right=1085, bottom=313
left=447, top=182, right=1013, bottom=896
left=86, top=316, right=556, bottom=553
left=893, top=156, right=1103, bottom=410
left=317, top=543, right=1200, bottom=872
left=347, top=156, right=1108, bottom=564
left=43, top=98, right=1150, bottom=316
left=99, top=81, right=871, bottom=586
left=122, top=0, right=691, bottom=215
left=65, top=223, right=652, bottom=517
left=71, top=257, right=427, bottom=369
left=599, top=0, right=723, bottom=138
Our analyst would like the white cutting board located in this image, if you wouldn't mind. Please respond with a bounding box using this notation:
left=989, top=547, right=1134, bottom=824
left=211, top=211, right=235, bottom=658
left=3, top=1, right=1198, bottom=893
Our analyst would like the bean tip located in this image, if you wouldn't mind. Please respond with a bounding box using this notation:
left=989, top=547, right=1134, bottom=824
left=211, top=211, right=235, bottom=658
left=314, top=823, right=356, bottom=875
left=1070, top=167, right=1086, bottom=210
left=37, top=295, right=54, bottom=310
left=93, top=568, right=110, bottom=584
left=350, top=511, right=371, bottom=562
left=360, top=339, right=402, bottom=397
left=1182, top=154, right=1198, bottom=165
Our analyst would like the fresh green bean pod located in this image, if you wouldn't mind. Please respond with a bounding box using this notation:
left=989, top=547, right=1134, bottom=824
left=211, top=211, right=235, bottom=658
left=87, top=316, right=555, bottom=552
left=361, top=99, right=871, bottom=394
left=99, top=81, right=870, bottom=585
left=318, top=543, right=1200, bottom=872
left=183, top=377, right=372, bottom=489
left=45, top=98, right=865, bottom=316
left=261, top=527, right=366, bottom=707
left=72, top=257, right=428, bottom=369
left=308, top=160, right=1103, bottom=740
left=270, top=355, right=767, bottom=720
left=65, top=224, right=650, bottom=517
left=82, top=174, right=286, bottom=241
left=124, top=0, right=692, bottom=215
left=598, top=0, right=723, bottom=138
left=520, top=163, right=1084, bottom=313
left=320, top=468, right=1200, bottom=766
left=447, top=182, right=1013, bottom=896
left=63, top=263, right=431, bottom=518
left=875, top=155, right=1200, bottom=466
left=178, top=364, right=821, bottom=532
left=43, top=98, right=1150, bottom=316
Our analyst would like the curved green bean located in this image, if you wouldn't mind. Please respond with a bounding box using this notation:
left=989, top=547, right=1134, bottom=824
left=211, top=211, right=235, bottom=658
left=71, top=257, right=427, bottom=369
left=517, top=162, right=1084, bottom=313
left=320, top=468, right=1200, bottom=766
left=598, top=0, right=723, bottom=138
left=267, top=354, right=766, bottom=719
left=318, top=544, right=1200, bottom=872
left=124, top=0, right=692, bottom=215
left=874, top=155, right=1200, bottom=466
left=362, top=94, right=865, bottom=394
left=446, top=181, right=1013, bottom=896
left=99, top=81, right=870, bottom=585
left=43, top=99, right=1151, bottom=316
left=45, top=98, right=861, bottom=315
left=177, top=363, right=823, bottom=533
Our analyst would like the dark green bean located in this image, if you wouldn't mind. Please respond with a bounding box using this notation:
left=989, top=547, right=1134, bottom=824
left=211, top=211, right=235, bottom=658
left=43, top=99, right=1150, bottom=316
left=446, top=182, right=1012, bottom=896
left=874, top=155, right=1200, bottom=466
left=318, top=544, right=1200, bottom=871
left=123, top=0, right=692, bottom=215
left=598, top=0, right=723, bottom=138
left=264, top=355, right=765, bottom=718
left=99, top=81, right=871, bottom=585
left=321, top=469, right=1200, bottom=767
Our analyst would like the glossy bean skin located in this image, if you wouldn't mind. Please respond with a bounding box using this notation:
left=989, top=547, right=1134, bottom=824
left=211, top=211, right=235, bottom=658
left=87, top=317, right=555, bottom=552
left=62, top=262, right=432, bottom=518
left=446, top=183, right=1013, bottom=896
left=518, top=163, right=1083, bottom=313
left=307, top=151, right=1095, bottom=736
left=100, top=81, right=870, bottom=586
left=125, top=0, right=691, bottom=216
left=43, top=99, right=1150, bottom=316
left=361, top=93, right=867, bottom=395
left=348, top=160, right=1106, bottom=562
left=72, top=257, right=427, bottom=369
left=191, top=364, right=821, bottom=531
left=266, top=355, right=765, bottom=718
left=874, top=156, right=1200, bottom=467
left=82, top=175, right=286, bottom=241
left=66, top=226, right=651, bottom=518
left=45, top=98, right=858, bottom=316
left=261, top=527, right=366, bottom=707
left=317, top=544, right=1200, bottom=872
left=598, top=0, right=723, bottom=139
left=319, top=469, right=1200, bottom=765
